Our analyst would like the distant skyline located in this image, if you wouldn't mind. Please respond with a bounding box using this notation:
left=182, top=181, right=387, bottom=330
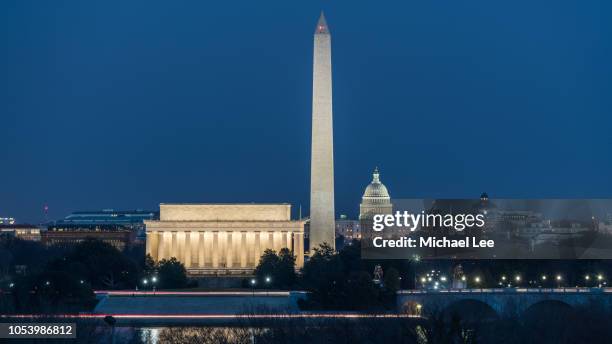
left=2, top=1, right=611, bottom=222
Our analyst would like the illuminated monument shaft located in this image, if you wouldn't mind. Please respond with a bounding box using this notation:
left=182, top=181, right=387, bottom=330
left=310, top=12, right=335, bottom=251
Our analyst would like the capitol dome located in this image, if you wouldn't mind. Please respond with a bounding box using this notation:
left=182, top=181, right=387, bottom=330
left=359, top=167, right=393, bottom=220
left=363, top=168, right=390, bottom=199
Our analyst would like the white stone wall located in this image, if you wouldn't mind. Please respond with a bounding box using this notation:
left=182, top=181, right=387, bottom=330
left=159, top=203, right=291, bottom=222
left=145, top=204, right=304, bottom=274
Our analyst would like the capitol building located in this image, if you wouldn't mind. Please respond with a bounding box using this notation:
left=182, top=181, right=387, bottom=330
left=359, top=167, right=393, bottom=220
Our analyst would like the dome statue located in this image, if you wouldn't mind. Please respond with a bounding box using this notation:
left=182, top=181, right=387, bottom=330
left=359, top=167, right=393, bottom=220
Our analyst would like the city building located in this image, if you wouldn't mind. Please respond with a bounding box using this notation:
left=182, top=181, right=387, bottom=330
left=50, top=209, right=158, bottom=243
left=335, top=215, right=361, bottom=243
left=55, top=209, right=157, bottom=228
left=500, top=211, right=543, bottom=227
left=359, top=167, right=393, bottom=220
left=145, top=204, right=305, bottom=275
left=473, top=193, right=502, bottom=231
left=0, top=224, right=41, bottom=241
left=472, top=196, right=599, bottom=247
left=41, top=229, right=134, bottom=250
left=38, top=209, right=154, bottom=250
left=599, top=220, right=612, bottom=234
left=0, top=217, right=16, bottom=225
left=310, top=12, right=336, bottom=251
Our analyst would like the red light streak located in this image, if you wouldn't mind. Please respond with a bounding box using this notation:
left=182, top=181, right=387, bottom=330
left=94, top=290, right=296, bottom=296
left=0, top=314, right=421, bottom=319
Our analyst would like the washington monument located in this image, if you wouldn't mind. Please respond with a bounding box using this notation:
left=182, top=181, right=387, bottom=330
left=310, top=12, right=335, bottom=251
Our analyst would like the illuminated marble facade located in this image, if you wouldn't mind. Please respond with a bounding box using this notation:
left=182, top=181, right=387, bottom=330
left=145, top=204, right=304, bottom=275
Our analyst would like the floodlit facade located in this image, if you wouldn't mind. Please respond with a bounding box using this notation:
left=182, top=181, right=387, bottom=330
left=41, top=230, right=133, bottom=250
left=0, top=224, right=41, bottom=241
left=145, top=204, right=305, bottom=275
left=359, top=167, right=393, bottom=220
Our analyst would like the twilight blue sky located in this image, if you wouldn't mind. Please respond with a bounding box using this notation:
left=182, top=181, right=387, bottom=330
left=1, top=1, right=611, bottom=223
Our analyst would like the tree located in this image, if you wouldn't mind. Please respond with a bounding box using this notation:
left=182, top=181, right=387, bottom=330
left=299, top=242, right=404, bottom=310
left=13, top=270, right=95, bottom=313
left=253, top=248, right=297, bottom=289
left=0, top=236, right=62, bottom=274
left=338, top=240, right=362, bottom=274
left=46, top=239, right=140, bottom=290
left=0, top=248, right=13, bottom=276
left=157, top=257, right=187, bottom=289
left=144, top=254, right=157, bottom=275
left=254, top=249, right=280, bottom=285
left=384, top=267, right=401, bottom=293
left=300, top=243, right=346, bottom=308
left=277, top=248, right=297, bottom=288
left=346, top=271, right=380, bottom=310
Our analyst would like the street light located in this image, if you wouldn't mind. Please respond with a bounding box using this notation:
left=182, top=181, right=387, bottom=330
left=250, top=278, right=256, bottom=296
left=585, top=275, right=590, bottom=287
left=265, top=276, right=271, bottom=296
left=151, top=276, right=158, bottom=293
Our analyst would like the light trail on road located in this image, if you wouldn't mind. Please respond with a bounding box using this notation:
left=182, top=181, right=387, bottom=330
left=94, top=291, right=299, bottom=296
left=0, top=313, right=421, bottom=319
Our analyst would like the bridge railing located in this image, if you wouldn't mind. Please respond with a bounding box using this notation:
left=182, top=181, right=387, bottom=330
left=398, top=287, right=611, bottom=294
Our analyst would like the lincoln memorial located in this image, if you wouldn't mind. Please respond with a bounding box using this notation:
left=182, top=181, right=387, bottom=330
left=145, top=203, right=305, bottom=275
